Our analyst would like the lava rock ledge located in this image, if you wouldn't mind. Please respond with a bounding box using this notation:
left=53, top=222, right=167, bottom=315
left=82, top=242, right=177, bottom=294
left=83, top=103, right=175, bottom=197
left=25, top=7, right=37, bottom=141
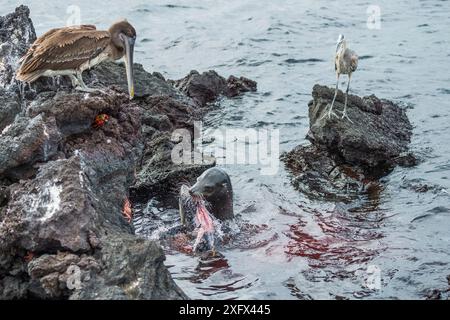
left=282, top=84, right=415, bottom=201
left=0, top=6, right=256, bottom=299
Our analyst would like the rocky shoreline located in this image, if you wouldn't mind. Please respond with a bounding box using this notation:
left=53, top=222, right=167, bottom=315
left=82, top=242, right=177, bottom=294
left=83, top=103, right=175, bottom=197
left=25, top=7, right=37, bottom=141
left=0, top=5, right=420, bottom=300
left=282, top=84, right=415, bottom=202
left=0, top=6, right=255, bottom=299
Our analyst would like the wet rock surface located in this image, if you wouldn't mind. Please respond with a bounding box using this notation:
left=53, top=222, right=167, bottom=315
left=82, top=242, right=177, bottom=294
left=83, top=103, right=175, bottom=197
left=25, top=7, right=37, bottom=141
left=0, top=5, right=36, bottom=88
left=0, top=88, right=21, bottom=132
left=169, top=70, right=257, bottom=107
left=85, top=62, right=184, bottom=100
left=282, top=84, right=414, bottom=201
left=0, top=6, right=256, bottom=299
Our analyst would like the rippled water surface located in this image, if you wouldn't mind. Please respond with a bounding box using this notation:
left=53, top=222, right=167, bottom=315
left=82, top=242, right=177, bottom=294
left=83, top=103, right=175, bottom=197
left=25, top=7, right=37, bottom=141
left=3, top=0, right=450, bottom=299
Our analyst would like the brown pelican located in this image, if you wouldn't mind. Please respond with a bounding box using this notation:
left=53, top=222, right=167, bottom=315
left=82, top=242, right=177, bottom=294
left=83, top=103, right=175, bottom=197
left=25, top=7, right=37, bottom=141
left=16, top=20, right=136, bottom=99
left=323, top=34, right=358, bottom=121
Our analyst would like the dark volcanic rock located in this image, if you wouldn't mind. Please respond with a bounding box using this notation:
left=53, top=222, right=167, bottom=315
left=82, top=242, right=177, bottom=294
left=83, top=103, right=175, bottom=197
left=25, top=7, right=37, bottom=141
left=85, top=62, right=184, bottom=100
left=0, top=5, right=36, bottom=88
left=283, top=84, right=413, bottom=201
left=2, top=158, right=104, bottom=253
left=0, top=114, right=61, bottom=179
left=72, top=234, right=187, bottom=300
left=170, top=70, right=257, bottom=107
left=0, top=87, right=21, bottom=132
left=0, top=6, right=256, bottom=299
left=281, top=145, right=367, bottom=201
left=225, top=75, right=258, bottom=97
left=133, top=131, right=213, bottom=196
left=23, top=235, right=186, bottom=300
left=308, top=84, right=413, bottom=170
left=130, top=92, right=215, bottom=198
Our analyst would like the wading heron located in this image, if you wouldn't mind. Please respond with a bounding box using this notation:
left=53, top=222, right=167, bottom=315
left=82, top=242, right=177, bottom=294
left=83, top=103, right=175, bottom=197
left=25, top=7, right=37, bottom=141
left=323, top=34, right=358, bottom=121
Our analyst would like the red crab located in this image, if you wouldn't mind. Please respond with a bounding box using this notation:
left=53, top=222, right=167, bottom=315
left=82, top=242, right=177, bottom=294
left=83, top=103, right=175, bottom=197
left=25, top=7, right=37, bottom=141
left=92, top=114, right=110, bottom=129
left=122, top=197, right=133, bottom=223
left=24, top=251, right=34, bottom=262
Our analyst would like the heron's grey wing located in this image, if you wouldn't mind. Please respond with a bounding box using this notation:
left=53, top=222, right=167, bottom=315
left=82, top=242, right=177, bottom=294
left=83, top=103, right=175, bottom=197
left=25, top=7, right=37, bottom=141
left=344, top=48, right=358, bottom=72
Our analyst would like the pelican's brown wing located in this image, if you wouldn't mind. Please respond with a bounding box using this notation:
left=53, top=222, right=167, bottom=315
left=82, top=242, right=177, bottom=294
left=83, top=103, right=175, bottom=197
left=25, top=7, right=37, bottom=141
left=16, top=25, right=110, bottom=82
left=18, top=25, right=98, bottom=67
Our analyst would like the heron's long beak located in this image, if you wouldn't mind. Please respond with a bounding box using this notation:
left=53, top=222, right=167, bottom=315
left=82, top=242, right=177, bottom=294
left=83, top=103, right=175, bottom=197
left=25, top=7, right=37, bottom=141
left=123, top=36, right=135, bottom=99
left=336, top=34, right=344, bottom=52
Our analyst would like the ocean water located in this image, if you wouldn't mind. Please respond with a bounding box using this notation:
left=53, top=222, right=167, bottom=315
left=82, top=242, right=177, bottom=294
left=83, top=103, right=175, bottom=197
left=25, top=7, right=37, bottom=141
left=2, top=0, right=450, bottom=299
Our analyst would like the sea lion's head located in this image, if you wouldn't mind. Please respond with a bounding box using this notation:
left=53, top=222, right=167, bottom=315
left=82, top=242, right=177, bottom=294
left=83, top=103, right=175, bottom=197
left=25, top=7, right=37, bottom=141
left=181, top=167, right=234, bottom=223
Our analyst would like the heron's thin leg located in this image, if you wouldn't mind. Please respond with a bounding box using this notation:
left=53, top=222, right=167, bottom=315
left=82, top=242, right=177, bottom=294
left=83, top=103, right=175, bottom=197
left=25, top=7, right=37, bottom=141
left=341, top=73, right=353, bottom=123
left=327, top=74, right=340, bottom=118
left=320, top=74, right=340, bottom=120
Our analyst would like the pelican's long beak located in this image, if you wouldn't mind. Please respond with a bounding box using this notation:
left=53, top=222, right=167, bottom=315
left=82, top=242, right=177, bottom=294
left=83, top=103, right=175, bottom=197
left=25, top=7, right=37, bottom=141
left=123, top=35, right=135, bottom=99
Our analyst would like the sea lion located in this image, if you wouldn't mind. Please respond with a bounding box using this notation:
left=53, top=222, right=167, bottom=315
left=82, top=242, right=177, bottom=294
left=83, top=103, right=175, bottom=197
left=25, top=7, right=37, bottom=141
left=178, top=168, right=233, bottom=253
left=188, top=167, right=233, bottom=221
